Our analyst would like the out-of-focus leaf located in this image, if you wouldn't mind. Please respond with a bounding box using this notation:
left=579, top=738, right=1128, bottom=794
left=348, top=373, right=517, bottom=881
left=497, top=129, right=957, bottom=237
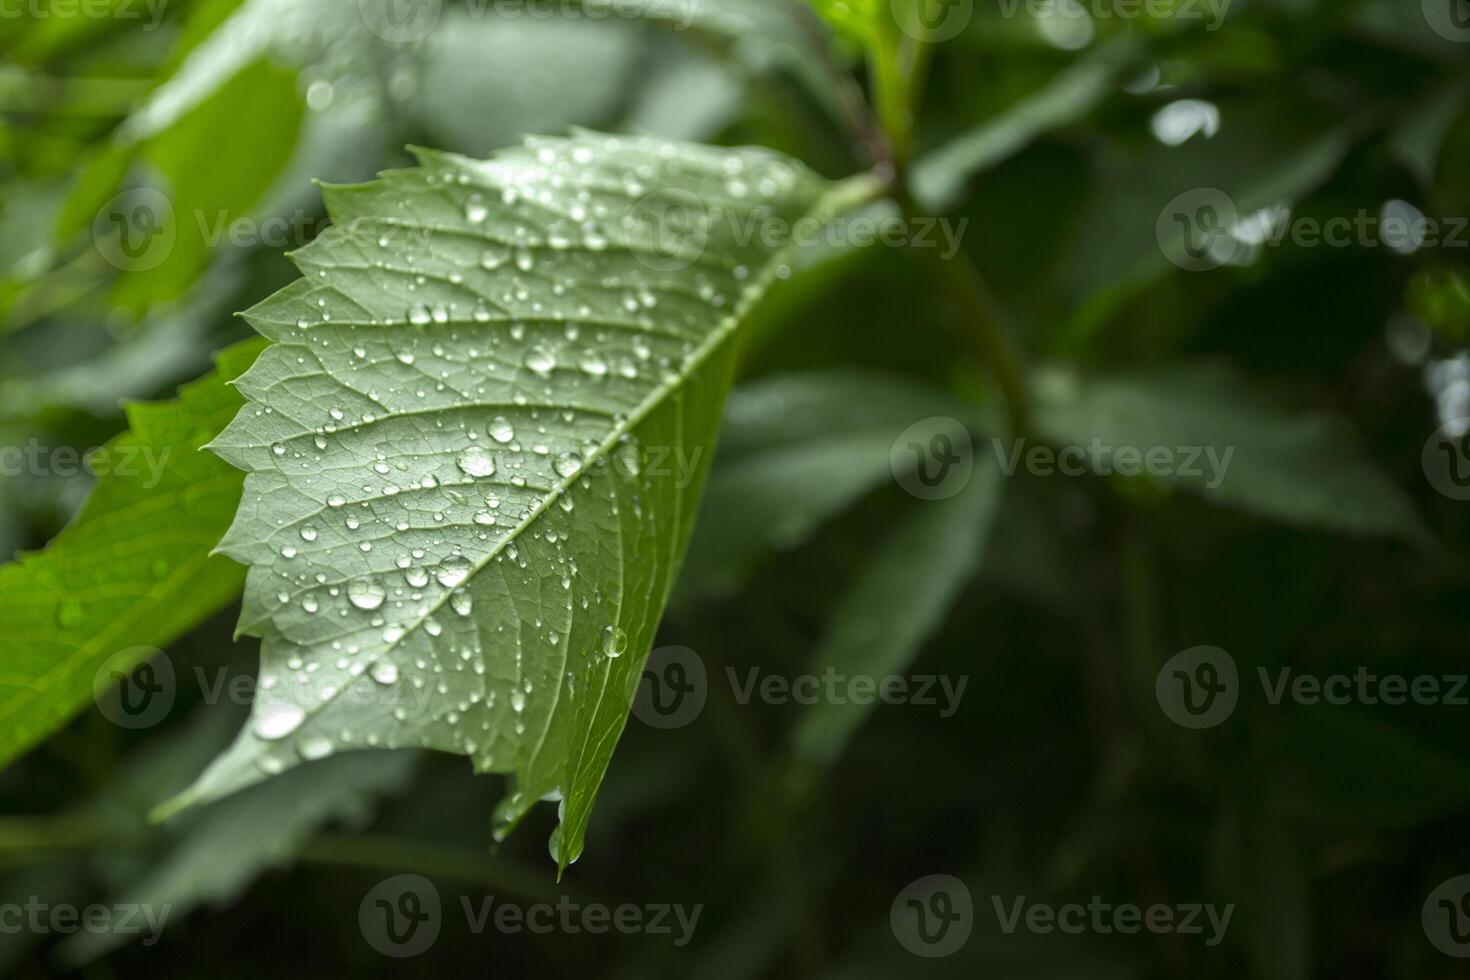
left=586, top=0, right=847, bottom=123
left=107, top=58, right=305, bottom=314
left=1389, top=75, right=1470, bottom=187
left=0, top=341, right=261, bottom=772
left=1211, top=804, right=1311, bottom=980
left=679, top=369, right=977, bottom=598
left=912, top=35, right=1142, bottom=211
left=1032, top=364, right=1427, bottom=543
left=1264, top=710, right=1470, bottom=830
left=161, top=133, right=868, bottom=873
left=626, top=48, right=745, bottom=142
left=795, top=457, right=1001, bottom=768
left=408, top=14, right=641, bottom=158
left=1064, top=110, right=1360, bottom=308
left=59, top=749, right=418, bottom=964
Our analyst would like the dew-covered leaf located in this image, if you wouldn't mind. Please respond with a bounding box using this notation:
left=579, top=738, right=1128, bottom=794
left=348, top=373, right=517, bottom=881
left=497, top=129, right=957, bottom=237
left=164, top=131, right=864, bottom=871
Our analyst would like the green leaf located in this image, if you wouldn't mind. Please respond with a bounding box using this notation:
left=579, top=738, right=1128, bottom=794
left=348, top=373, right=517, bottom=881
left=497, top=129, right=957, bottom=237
left=679, top=368, right=979, bottom=598
left=804, top=0, right=882, bottom=49
left=407, top=14, right=642, bottom=158
left=911, top=35, right=1143, bottom=211
left=163, top=132, right=871, bottom=871
left=1032, top=364, right=1427, bottom=543
left=1210, top=804, right=1311, bottom=980
left=589, top=0, right=847, bottom=123
left=0, top=341, right=262, bottom=772
left=59, top=745, right=418, bottom=964
left=795, top=457, right=1002, bottom=769
left=1262, top=710, right=1470, bottom=831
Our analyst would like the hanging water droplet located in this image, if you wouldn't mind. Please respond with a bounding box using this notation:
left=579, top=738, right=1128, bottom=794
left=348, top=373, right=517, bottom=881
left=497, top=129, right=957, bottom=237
left=255, top=702, right=306, bottom=740
left=298, top=736, right=334, bottom=761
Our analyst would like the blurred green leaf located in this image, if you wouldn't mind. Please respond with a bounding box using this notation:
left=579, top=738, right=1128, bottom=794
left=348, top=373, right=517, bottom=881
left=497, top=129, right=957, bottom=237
left=795, top=457, right=1001, bottom=769
left=680, top=369, right=977, bottom=598
left=59, top=747, right=418, bottom=964
left=0, top=340, right=261, bottom=773
left=1032, top=363, right=1427, bottom=543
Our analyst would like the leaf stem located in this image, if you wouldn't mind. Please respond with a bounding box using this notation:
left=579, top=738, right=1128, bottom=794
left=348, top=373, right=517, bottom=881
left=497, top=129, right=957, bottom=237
left=896, top=188, right=1033, bottom=438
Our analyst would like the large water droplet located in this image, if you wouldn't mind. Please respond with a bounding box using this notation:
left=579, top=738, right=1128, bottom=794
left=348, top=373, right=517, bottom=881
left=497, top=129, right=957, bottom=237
left=255, top=702, right=306, bottom=740
left=457, top=447, right=496, bottom=478
left=489, top=417, right=515, bottom=443
left=348, top=578, right=386, bottom=611
left=436, top=556, right=473, bottom=588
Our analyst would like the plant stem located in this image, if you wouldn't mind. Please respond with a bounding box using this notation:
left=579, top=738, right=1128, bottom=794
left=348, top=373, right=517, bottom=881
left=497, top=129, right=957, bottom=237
left=896, top=190, right=1034, bottom=438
